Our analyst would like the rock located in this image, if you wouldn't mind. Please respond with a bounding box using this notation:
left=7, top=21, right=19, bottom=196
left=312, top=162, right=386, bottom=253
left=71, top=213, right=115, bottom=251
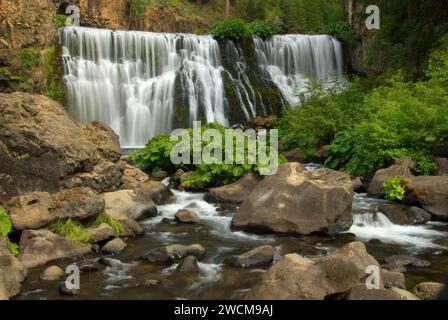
left=367, top=157, right=415, bottom=197
left=404, top=176, right=448, bottom=219
left=310, top=145, right=330, bottom=163
left=245, top=115, right=277, bottom=130
left=0, top=93, right=122, bottom=202
left=382, top=270, right=406, bottom=289
left=347, top=284, right=405, bottom=300
left=351, top=177, right=365, bottom=193
left=151, top=171, right=169, bottom=181
left=117, top=218, right=144, bottom=237
left=382, top=255, right=431, bottom=272
left=88, top=223, right=115, bottom=243
left=435, top=158, right=448, bottom=176
left=40, top=266, right=65, bottom=281
left=204, top=173, right=260, bottom=205
left=132, top=180, right=172, bottom=205
left=224, top=245, right=274, bottom=268
left=232, top=163, right=353, bottom=235
left=280, top=148, right=302, bottom=163
left=0, top=238, right=27, bottom=299
left=176, top=255, right=199, bottom=274
left=175, top=209, right=202, bottom=224
left=378, top=203, right=431, bottom=225
left=139, top=244, right=206, bottom=263
left=412, top=282, right=444, bottom=300
left=389, top=287, right=420, bottom=300
left=78, top=260, right=105, bottom=273
left=246, top=242, right=381, bottom=300
left=103, top=189, right=157, bottom=222
left=101, top=238, right=127, bottom=255
left=168, top=169, right=185, bottom=189
left=59, top=283, right=78, bottom=296
left=120, top=163, right=150, bottom=188
left=18, top=229, right=91, bottom=268
left=6, top=188, right=104, bottom=230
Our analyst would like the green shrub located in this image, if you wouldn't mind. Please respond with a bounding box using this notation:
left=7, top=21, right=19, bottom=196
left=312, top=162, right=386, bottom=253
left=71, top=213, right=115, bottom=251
left=17, top=46, right=41, bottom=68
left=248, top=20, right=281, bottom=38
left=211, top=19, right=252, bottom=40
left=0, top=205, right=19, bottom=256
left=54, top=14, right=71, bottom=28
left=321, top=21, right=356, bottom=44
left=383, top=176, right=406, bottom=201
left=89, top=211, right=121, bottom=237
left=48, top=218, right=91, bottom=243
left=130, top=0, right=150, bottom=24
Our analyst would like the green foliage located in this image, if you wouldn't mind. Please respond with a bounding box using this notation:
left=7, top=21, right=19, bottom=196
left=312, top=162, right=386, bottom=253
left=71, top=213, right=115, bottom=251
left=17, top=46, right=41, bottom=68
left=248, top=20, right=281, bottom=38
left=42, top=46, right=65, bottom=102
left=54, top=14, right=71, bottom=28
left=426, top=42, right=448, bottom=85
left=383, top=176, right=406, bottom=201
left=48, top=218, right=91, bottom=244
left=0, top=205, right=19, bottom=256
left=130, top=0, right=150, bottom=24
left=211, top=19, right=252, bottom=40
left=238, top=0, right=266, bottom=21
left=321, top=21, right=356, bottom=44
left=130, top=123, right=285, bottom=188
left=89, top=211, right=122, bottom=237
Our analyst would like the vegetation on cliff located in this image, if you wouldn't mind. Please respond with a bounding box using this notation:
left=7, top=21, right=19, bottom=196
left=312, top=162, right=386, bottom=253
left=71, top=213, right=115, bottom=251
left=0, top=205, right=19, bottom=255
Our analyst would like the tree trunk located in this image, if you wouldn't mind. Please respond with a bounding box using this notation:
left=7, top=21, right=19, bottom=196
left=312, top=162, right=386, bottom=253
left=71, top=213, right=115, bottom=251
left=224, top=0, right=230, bottom=19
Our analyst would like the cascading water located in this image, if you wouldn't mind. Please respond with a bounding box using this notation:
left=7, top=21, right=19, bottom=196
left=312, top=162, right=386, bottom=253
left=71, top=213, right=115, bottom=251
left=61, top=26, right=228, bottom=147
left=255, top=34, right=344, bottom=105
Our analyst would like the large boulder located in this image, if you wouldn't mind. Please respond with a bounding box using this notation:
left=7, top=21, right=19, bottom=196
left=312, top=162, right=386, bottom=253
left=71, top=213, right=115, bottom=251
left=404, top=176, right=448, bottom=219
left=0, top=93, right=122, bottom=202
left=18, top=229, right=91, bottom=268
left=139, top=244, right=206, bottom=263
left=232, top=163, right=353, bottom=235
left=224, top=245, right=275, bottom=268
left=378, top=203, right=431, bottom=225
left=204, top=173, right=260, bottom=205
left=6, top=188, right=104, bottom=230
left=367, top=157, right=415, bottom=197
left=175, top=209, right=202, bottom=224
left=88, top=223, right=115, bottom=243
left=132, top=181, right=172, bottom=205
left=103, top=189, right=157, bottom=221
left=412, top=282, right=444, bottom=300
left=0, top=238, right=27, bottom=300
left=246, top=242, right=381, bottom=300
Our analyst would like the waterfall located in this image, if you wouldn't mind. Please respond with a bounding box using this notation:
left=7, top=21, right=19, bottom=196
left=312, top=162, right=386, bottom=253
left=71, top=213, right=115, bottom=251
left=61, top=26, right=228, bottom=148
left=255, top=34, right=344, bottom=106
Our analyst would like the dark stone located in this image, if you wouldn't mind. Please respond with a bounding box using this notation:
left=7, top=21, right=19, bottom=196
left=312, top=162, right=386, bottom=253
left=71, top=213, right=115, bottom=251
left=224, top=245, right=275, bottom=268
left=378, top=203, right=431, bottom=225
left=176, top=255, right=199, bottom=273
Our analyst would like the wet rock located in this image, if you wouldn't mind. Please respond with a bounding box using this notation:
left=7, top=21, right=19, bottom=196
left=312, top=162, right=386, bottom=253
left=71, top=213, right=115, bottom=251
left=175, top=209, right=202, bottom=224
left=280, top=148, right=302, bottom=163
left=435, top=158, right=448, bottom=176
left=382, top=255, right=431, bottom=272
left=176, top=255, right=199, bottom=274
left=204, top=173, right=260, bottom=205
left=18, top=229, right=91, bottom=268
left=101, top=238, right=127, bottom=255
left=88, top=223, right=115, bottom=243
left=59, top=283, right=78, bottom=296
left=0, top=93, right=121, bottom=202
left=378, top=203, right=431, bottom=225
left=246, top=242, right=381, bottom=300
left=347, top=284, right=405, bottom=300
left=232, top=163, right=353, bottom=235
left=224, top=245, right=275, bottom=268
left=382, top=270, right=406, bottom=289
left=132, top=180, right=173, bottom=205
left=119, top=163, right=150, bottom=188
left=117, top=218, right=144, bottom=237
left=389, top=287, right=420, bottom=300
left=78, top=260, right=105, bottom=273
left=151, top=171, right=169, bottom=181
left=40, top=266, right=65, bottom=281
left=351, top=177, right=365, bottom=193
left=412, top=282, right=444, bottom=300
left=0, top=238, right=27, bottom=299
left=97, top=258, right=121, bottom=268
left=6, top=188, right=104, bottom=230
left=168, top=169, right=185, bottom=189
left=139, top=244, right=206, bottom=263
left=103, top=189, right=157, bottom=222
left=367, top=157, right=415, bottom=197
left=404, top=176, right=448, bottom=219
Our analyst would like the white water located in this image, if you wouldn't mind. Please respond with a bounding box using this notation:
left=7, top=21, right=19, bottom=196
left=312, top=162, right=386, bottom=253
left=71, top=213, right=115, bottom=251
left=61, top=26, right=228, bottom=147
left=349, top=194, right=448, bottom=249
left=255, top=34, right=344, bottom=105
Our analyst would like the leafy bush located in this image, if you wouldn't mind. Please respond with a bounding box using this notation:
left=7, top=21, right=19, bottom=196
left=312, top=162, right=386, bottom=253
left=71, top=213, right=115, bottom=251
left=48, top=218, right=91, bottom=243
left=89, top=211, right=121, bottom=237
left=54, top=14, right=70, bottom=28
left=211, top=19, right=252, bottom=40
left=0, top=205, right=19, bottom=255
left=248, top=20, right=281, bottom=38
left=130, top=123, right=285, bottom=188
left=321, top=21, right=356, bottom=44
left=17, top=46, right=41, bottom=67
left=383, top=176, right=406, bottom=201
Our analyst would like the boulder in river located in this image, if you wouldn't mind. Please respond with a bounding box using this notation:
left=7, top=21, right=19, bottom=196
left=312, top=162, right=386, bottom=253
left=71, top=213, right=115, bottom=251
left=224, top=245, right=275, bottom=268
left=6, top=188, right=105, bottom=230
left=232, top=163, right=353, bottom=235
left=246, top=242, right=381, bottom=300
left=0, top=238, right=27, bottom=300
left=40, top=266, right=65, bottom=281
left=204, top=173, right=260, bottom=205
left=381, top=255, right=431, bottom=272
left=367, top=157, right=415, bottom=197
left=412, top=282, right=444, bottom=300
left=347, top=284, right=406, bottom=300
left=18, top=229, right=91, bottom=268
left=101, top=238, right=127, bottom=255
left=139, top=244, right=206, bottom=263
left=378, top=203, right=431, bottom=225
left=176, top=255, right=199, bottom=274
left=103, top=189, right=157, bottom=221
left=130, top=180, right=173, bottom=205
left=88, top=223, right=116, bottom=243
left=382, top=269, right=406, bottom=289
left=175, top=209, right=202, bottom=224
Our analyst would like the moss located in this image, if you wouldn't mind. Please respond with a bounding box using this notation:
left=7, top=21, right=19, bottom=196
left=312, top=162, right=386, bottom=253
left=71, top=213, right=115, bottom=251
left=42, top=46, right=65, bottom=102
left=17, top=46, right=41, bottom=67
